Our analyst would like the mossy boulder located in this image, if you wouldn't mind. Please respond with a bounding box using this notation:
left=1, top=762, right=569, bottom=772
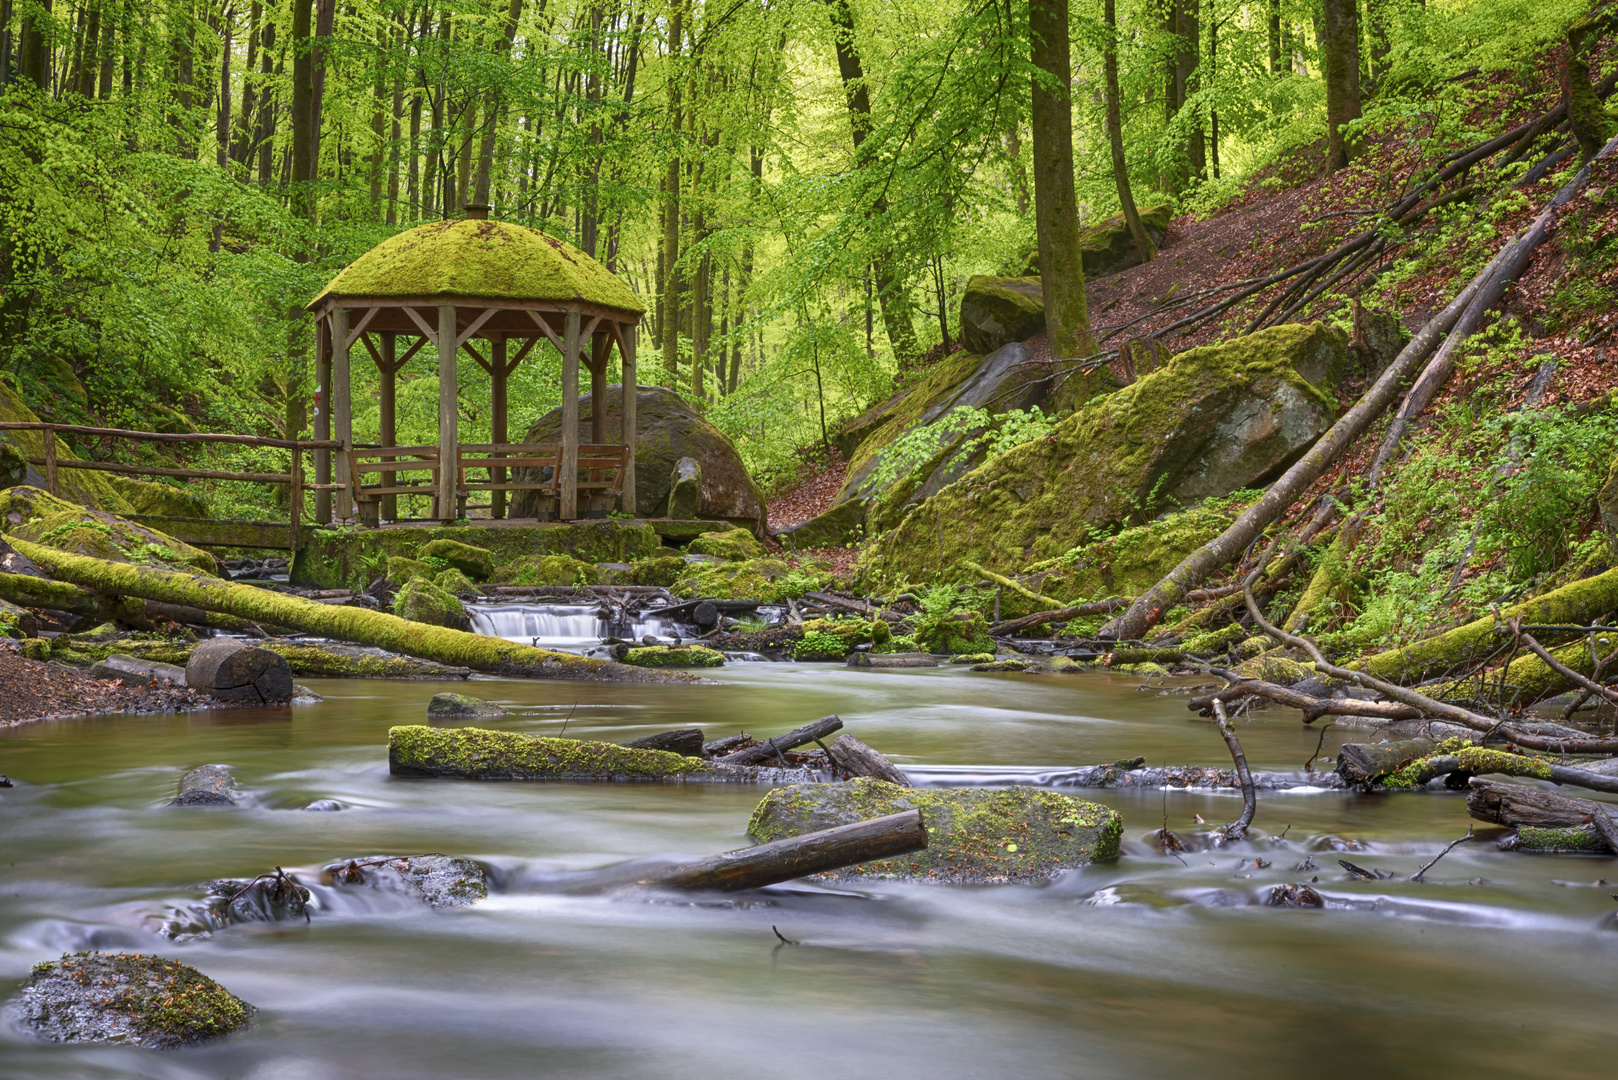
left=0, top=486, right=218, bottom=576
left=623, top=644, right=726, bottom=667
left=418, top=539, right=494, bottom=581
left=392, top=577, right=471, bottom=631
left=775, top=498, right=867, bottom=549
left=113, top=479, right=211, bottom=519
left=387, top=724, right=807, bottom=782
left=509, top=553, right=598, bottom=587
left=860, top=323, right=1349, bottom=586
left=435, top=567, right=478, bottom=595
left=428, top=690, right=509, bottom=716
left=914, top=610, right=993, bottom=655
left=959, top=276, right=1046, bottom=354
left=792, top=630, right=852, bottom=660
left=686, top=526, right=766, bottom=561
left=747, top=778, right=1123, bottom=883
left=798, top=618, right=875, bottom=647
left=1019, top=203, right=1172, bottom=279
left=5, top=952, right=253, bottom=1049
left=673, top=557, right=802, bottom=600
left=387, top=555, right=432, bottom=584
left=509, top=385, right=764, bottom=534
left=1234, top=651, right=1312, bottom=685
left=631, top=554, right=687, bottom=587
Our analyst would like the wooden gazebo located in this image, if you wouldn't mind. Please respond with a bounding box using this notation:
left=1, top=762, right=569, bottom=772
left=305, top=205, right=645, bottom=525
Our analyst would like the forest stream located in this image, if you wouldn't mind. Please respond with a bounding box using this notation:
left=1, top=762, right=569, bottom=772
left=3, top=664, right=1615, bottom=1079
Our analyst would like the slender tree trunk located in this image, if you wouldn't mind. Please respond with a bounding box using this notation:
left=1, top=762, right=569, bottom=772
left=1268, top=0, right=1281, bottom=73
left=233, top=1, right=261, bottom=167
left=1176, top=0, right=1203, bottom=179
left=827, top=0, right=919, bottom=365
left=255, top=23, right=280, bottom=185
left=1321, top=0, right=1361, bottom=171
left=661, top=0, right=684, bottom=374
left=310, top=0, right=335, bottom=183
left=1006, top=125, right=1031, bottom=216
left=368, top=27, right=388, bottom=213
left=1029, top=0, right=1095, bottom=359
left=474, top=0, right=523, bottom=206
left=1104, top=0, right=1154, bottom=262
left=78, top=0, right=100, bottom=97
left=211, top=6, right=232, bottom=253
left=291, top=0, right=315, bottom=221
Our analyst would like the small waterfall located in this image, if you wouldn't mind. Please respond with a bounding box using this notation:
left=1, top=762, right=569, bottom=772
left=467, top=603, right=678, bottom=654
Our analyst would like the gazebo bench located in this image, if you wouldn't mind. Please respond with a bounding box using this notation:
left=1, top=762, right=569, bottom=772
left=455, top=442, right=628, bottom=520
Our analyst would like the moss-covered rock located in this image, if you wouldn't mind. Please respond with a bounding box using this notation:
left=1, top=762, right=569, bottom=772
left=1180, top=623, right=1248, bottom=655
left=687, top=526, right=766, bottom=561
left=418, top=539, right=494, bottom=581
left=959, top=276, right=1045, bottom=354
left=509, top=553, right=598, bottom=587
left=435, top=567, right=478, bottom=595
left=775, top=498, right=867, bottom=549
left=1019, top=203, right=1172, bottom=279
left=950, top=652, right=996, bottom=664
left=623, top=644, right=726, bottom=667
left=5, top=952, right=253, bottom=1049
left=973, top=658, right=1031, bottom=671
left=1234, top=651, right=1312, bottom=684
left=631, top=554, right=687, bottom=587
left=111, top=478, right=211, bottom=519
left=0, top=383, right=145, bottom=514
left=746, top=778, right=1123, bottom=883
left=914, top=609, right=993, bottom=655
left=392, top=578, right=471, bottom=631
left=860, top=323, right=1349, bottom=586
left=1, top=487, right=218, bottom=576
left=293, top=519, right=658, bottom=590
left=387, top=725, right=807, bottom=782
left=428, top=691, right=507, bottom=716
left=799, top=618, right=875, bottom=647
left=791, top=630, right=851, bottom=660
left=1512, top=825, right=1605, bottom=852
left=509, top=385, right=765, bottom=533
left=387, top=555, right=431, bottom=584
left=673, top=557, right=805, bottom=600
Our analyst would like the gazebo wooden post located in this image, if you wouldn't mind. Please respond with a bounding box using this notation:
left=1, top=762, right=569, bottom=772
left=621, top=322, right=636, bottom=515
left=315, top=315, right=332, bottom=524
left=378, top=330, right=397, bottom=522
left=589, top=331, right=609, bottom=444
left=491, top=333, right=508, bottom=519
left=331, top=306, right=354, bottom=521
left=560, top=310, right=581, bottom=520
left=436, top=303, right=459, bottom=521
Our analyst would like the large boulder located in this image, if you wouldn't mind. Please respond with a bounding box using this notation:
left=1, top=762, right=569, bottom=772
left=747, top=778, right=1122, bottom=883
left=509, top=385, right=764, bottom=535
left=959, top=276, right=1045, bottom=354
left=1019, top=203, right=1173, bottom=279
left=392, top=577, right=471, bottom=630
left=0, top=486, right=219, bottom=576
left=860, top=322, right=1350, bottom=584
left=4, top=953, right=254, bottom=1049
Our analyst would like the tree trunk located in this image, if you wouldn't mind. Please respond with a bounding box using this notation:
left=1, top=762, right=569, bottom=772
left=1029, top=0, right=1095, bottom=359
left=1320, top=0, right=1361, bottom=171
left=1104, top=0, right=1154, bottom=262
left=1268, top=0, right=1281, bottom=73
left=1175, top=0, right=1203, bottom=180
left=291, top=0, right=315, bottom=221
left=716, top=715, right=845, bottom=765
left=651, top=811, right=928, bottom=891
left=474, top=0, right=523, bottom=205
left=825, top=733, right=910, bottom=786
left=661, top=0, right=684, bottom=374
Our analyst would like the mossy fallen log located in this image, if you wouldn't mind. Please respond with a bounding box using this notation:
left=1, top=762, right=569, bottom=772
left=1353, top=567, right=1618, bottom=684
left=9, top=540, right=705, bottom=684
left=388, top=725, right=814, bottom=782
left=1379, top=743, right=1618, bottom=793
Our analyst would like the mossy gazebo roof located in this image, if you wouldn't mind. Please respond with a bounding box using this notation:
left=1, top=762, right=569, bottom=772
left=305, top=208, right=644, bottom=527
left=308, top=218, right=645, bottom=316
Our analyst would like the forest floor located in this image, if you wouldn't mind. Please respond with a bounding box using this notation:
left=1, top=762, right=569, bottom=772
left=0, top=641, right=208, bottom=726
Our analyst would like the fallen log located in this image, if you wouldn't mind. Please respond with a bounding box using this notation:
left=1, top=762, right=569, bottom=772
left=1466, top=776, right=1618, bottom=834
left=1335, top=739, right=1436, bottom=786
left=1105, top=647, right=1185, bottom=665
left=186, top=639, right=294, bottom=706
left=962, top=560, right=1063, bottom=609
left=1188, top=679, right=1422, bottom=723
left=621, top=728, right=706, bottom=757
left=647, top=810, right=928, bottom=891
left=9, top=540, right=703, bottom=684
left=802, top=591, right=902, bottom=621
left=847, top=652, right=937, bottom=668
left=989, top=598, right=1127, bottom=637
left=716, top=715, right=844, bottom=765
left=389, top=725, right=814, bottom=783
left=824, top=733, right=910, bottom=786
left=1377, top=745, right=1618, bottom=794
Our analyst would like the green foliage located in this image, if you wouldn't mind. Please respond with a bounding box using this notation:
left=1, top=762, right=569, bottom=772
left=791, top=631, right=849, bottom=661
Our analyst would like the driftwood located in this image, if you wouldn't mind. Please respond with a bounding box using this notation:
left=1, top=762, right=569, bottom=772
left=824, top=733, right=910, bottom=786
left=621, top=728, right=705, bottom=757
left=1188, top=679, right=1422, bottom=723
left=1466, top=776, right=1618, bottom=832
left=1336, top=739, right=1436, bottom=786
left=716, top=715, right=844, bottom=765
left=848, top=652, right=937, bottom=668
left=1212, top=700, right=1256, bottom=839
left=638, top=810, right=928, bottom=891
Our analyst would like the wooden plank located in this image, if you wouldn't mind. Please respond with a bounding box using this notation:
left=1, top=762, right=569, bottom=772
left=437, top=303, right=458, bottom=521
left=42, top=435, right=57, bottom=495
left=290, top=448, right=303, bottom=553
left=621, top=324, right=636, bottom=515
left=26, top=457, right=291, bottom=484
left=332, top=306, right=354, bottom=520
left=0, top=422, right=338, bottom=450
left=124, top=515, right=293, bottom=550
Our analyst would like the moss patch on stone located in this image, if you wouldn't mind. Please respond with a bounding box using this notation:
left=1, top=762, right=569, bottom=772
left=2, top=487, right=218, bottom=576
left=6, top=952, right=253, bottom=1049
left=435, top=567, right=478, bottom=595
left=686, top=527, right=766, bottom=561
left=387, top=556, right=431, bottom=584
left=310, top=217, right=645, bottom=313
left=746, top=778, right=1123, bottom=883
left=508, top=553, right=598, bottom=587
left=418, top=539, right=494, bottom=581
left=393, top=578, right=470, bottom=630
left=389, top=724, right=743, bottom=780
left=673, top=557, right=813, bottom=601
left=1513, top=825, right=1606, bottom=852
left=623, top=644, right=726, bottom=667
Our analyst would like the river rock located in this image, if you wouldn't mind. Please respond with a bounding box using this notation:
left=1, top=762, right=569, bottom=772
left=686, top=526, right=765, bottom=561
left=3, top=952, right=254, bottom=1048
left=185, top=639, right=294, bottom=705
left=861, top=321, right=1352, bottom=585
left=0, top=595, right=38, bottom=637
left=667, top=456, right=701, bottom=519
left=427, top=691, right=508, bottom=717
left=324, top=854, right=489, bottom=908
left=510, top=385, right=765, bottom=534
left=388, top=725, right=814, bottom=783
left=392, top=577, right=472, bottom=631
left=959, top=276, right=1046, bottom=354
left=747, top=778, right=1123, bottom=883
left=169, top=764, right=236, bottom=807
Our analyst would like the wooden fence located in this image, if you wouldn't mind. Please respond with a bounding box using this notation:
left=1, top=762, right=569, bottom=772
left=0, top=422, right=343, bottom=550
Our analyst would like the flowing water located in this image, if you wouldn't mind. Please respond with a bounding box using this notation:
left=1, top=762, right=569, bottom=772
left=466, top=603, right=678, bottom=654
left=2, top=663, right=1616, bottom=1078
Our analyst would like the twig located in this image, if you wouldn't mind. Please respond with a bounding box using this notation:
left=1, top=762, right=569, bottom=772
left=1505, top=614, right=1618, bottom=709
left=772, top=925, right=799, bottom=945
left=1304, top=721, right=1336, bottom=772
left=559, top=701, right=577, bottom=737
left=1411, top=826, right=1473, bottom=882
left=1212, top=698, right=1256, bottom=840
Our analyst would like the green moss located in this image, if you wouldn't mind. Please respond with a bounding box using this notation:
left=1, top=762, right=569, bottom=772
left=0, top=384, right=142, bottom=514
left=860, top=323, right=1348, bottom=589
left=630, top=554, right=687, bottom=587
left=839, top=349, right=995, bottom=499
left=1514, top=825, right=1606, bottom=852
left=1179, top=623, right=1248, bottom=654
left=20, top=952, right=253, bottom=1049
left=914, top=609, right=993, bottom=655
left=686, top=527, right=766, bottom=561
left=310, top=217, right=645, bottom=314
left=108, top=477, right=210, bottom=519
left=791, top=631, right=849, bottom=660
left=388, top=724, right=733, bottom=780
left=1381, top=745, right=1555, bottom=789
left=508, top=553, right=598, bottom=587
left=673, top=557, right=811, bottom=601
left=1, top=487, right=217, bottom=576
left=387, top=556, right=432, bottom=584
left=950, top=652, right=996, bottom=664
left=1112, top=661, right=1171, bottom=676
left=798, top=618, right=874, bottom=647
left=746, top=778, right=1123, bottom=883
left=435, top=567, right=478, bottom=595
left=392, top=578, right=469, bottom=629
left=418, top=539, right=494, bottom=581
left=623, top=644, right=726, bottom=667
left=1232, top=652, right=1311, bottom=684
left=1233, top=635, right=1277, bottom=661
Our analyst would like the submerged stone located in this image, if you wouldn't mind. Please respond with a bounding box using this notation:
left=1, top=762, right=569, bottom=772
left=323, top=854, right=489, bottom=908
left=427, top=691, right=509, bottom=717
left=4, top=952, right=254, bottom=1049
left=623, top=644, right=726, bottom=667
left=747, top=778, right=1123, bottom=883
